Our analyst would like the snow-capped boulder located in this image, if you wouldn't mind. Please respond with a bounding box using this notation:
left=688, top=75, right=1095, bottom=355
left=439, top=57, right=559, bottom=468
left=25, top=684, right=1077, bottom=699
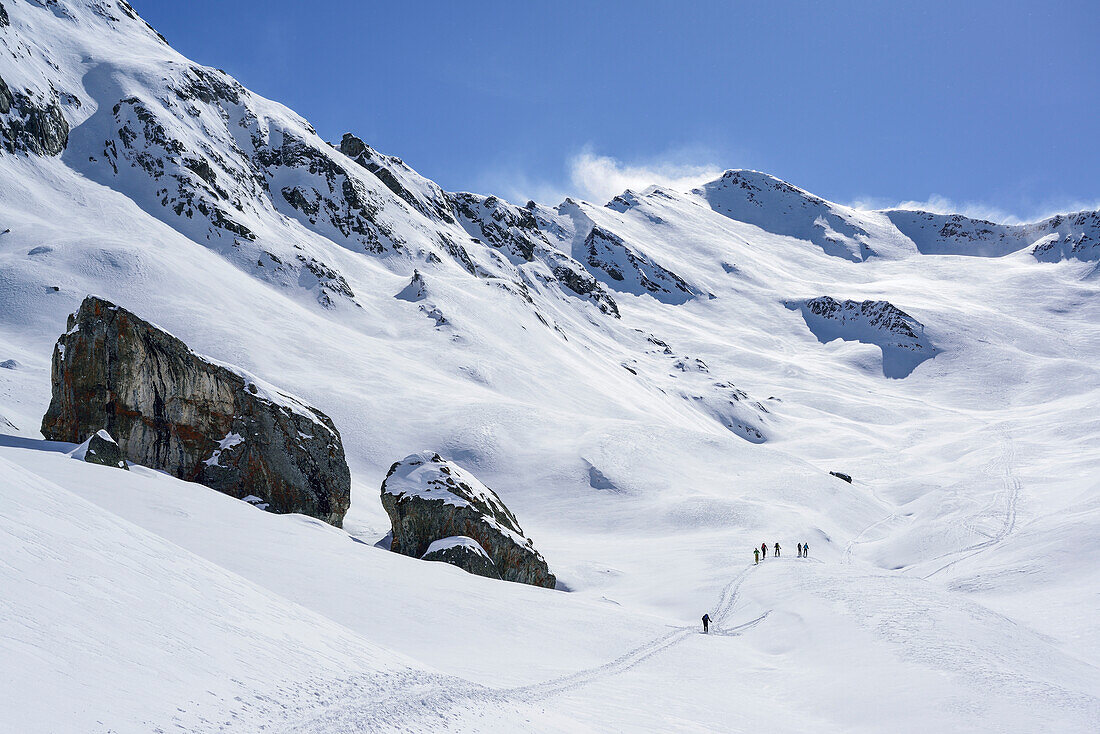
left=421, top=536, right=500, bottom=579
left=41, top=296, right=351, bottom=525
left=70, top=429, right=128, bottom=470
left=395, top=269, right=429, bottom=302
left=381, top=452, right=556, bottom=588
left=792, top=296, right=937, bottom=378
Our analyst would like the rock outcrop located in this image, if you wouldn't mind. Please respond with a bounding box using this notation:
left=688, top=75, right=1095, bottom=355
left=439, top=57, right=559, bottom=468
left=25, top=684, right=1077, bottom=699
left=830, top=471, right=853, bottom=483
left=72, top=429, right=129, bottom=470
left=579, top=223, right=698, bottom=305
left=381, top=451, right=556, bottom=588
left=886, top=208, right=1100, bottom=261
left=791, top=296, right=938, bottom=379
left=421, top=536, right=500, bottom=579
left=0, top=74, right=70, bottom=156
left=41, top=296, right=351, bottom=526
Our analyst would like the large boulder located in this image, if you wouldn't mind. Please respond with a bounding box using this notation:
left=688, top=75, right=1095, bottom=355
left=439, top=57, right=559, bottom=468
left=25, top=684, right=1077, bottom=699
left=41, top=296, right=351, bottom=526
left=381, top=452, right=556, bottom=588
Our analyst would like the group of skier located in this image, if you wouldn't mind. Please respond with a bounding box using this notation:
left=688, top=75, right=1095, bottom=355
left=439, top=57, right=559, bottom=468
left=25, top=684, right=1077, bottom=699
left=753, top=541, right=808, bottom=564
left=701, top=539, right=814, bottom=633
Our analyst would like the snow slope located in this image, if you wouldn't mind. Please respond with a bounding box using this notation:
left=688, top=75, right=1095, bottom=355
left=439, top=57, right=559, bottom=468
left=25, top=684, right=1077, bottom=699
left=1, top=1, right=1099, bottom=731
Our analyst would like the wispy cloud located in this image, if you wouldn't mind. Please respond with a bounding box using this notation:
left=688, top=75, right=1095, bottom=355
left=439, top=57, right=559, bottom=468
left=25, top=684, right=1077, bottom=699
left=471, top=146, right=727, bottom=207
left=847, top=194, right=1100, bottom=225
left=567, top=148, right=724, bottom=203
left=478, top=150, right=1098, bottom=223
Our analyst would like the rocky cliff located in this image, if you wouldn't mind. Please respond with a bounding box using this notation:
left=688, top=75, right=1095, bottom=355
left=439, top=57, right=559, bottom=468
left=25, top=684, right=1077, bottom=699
left=41, top=296, right=351, bottom=525
left=381, top=451, right=556, bottom=588
left=793, top=296, right=938, bottom=379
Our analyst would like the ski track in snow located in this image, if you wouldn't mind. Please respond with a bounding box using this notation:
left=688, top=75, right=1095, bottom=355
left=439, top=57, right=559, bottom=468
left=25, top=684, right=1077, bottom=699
left=923, top=434, right=1020, bottom=579
left=511, top=565, right=765, bottom=701
left=282, top=564, right=770, bottom=730
left=843, top=512, right=901, bottom=564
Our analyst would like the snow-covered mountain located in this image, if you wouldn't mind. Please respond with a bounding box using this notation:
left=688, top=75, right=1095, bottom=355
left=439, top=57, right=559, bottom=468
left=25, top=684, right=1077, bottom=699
left=1, top=2, right=1098, bottom=732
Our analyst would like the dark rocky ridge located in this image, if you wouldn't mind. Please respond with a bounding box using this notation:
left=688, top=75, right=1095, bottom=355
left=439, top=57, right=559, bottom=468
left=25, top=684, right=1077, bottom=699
left=580, top=223, right=699, bottom=305
left=41, top=296, right=351, bottom=525
left=886, top=209, right=1100, bottom=262
left=449, top=192, right=622, bottom=317
left=381, top=452, right=556, bottom=588
left=339, top=133, right=457, bottom=225
left=793, top=296, right=937, bottom=379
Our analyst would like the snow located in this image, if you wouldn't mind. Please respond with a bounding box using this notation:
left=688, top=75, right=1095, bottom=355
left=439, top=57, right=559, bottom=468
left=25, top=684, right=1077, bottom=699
left=0, top=0, right=1098, bottom=731
left=425, top=535, right=492, bottom=559
left=203, top=430, right=244, bottom=467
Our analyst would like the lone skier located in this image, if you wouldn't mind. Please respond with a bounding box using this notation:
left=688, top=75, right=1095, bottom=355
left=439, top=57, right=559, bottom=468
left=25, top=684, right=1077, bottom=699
left=702, top=613, right=711, bottom=633
left=774, top=542, right=781, bottom=557
left=761, top=542, right=768, bottom=559
left=754, top=547, right=760, bottom=564
left=797, top=542, right=803, bottom=558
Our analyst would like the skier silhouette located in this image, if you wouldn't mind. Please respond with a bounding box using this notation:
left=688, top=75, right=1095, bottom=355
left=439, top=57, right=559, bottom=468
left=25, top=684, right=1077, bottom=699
left=797, top=542, right=803, bottom=557
left=761, top=542, right=768, bottom=559
left=774, top=542, right=781, bottom=557
left=702, top=613, right=711, bottom=633
left=803, top=542, right=809, bottom=558
left=754, top=547, right=760, bottom=564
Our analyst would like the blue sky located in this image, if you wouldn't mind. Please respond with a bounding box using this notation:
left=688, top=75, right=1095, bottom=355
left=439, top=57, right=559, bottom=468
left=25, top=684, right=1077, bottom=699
left=136, top=0, right=1098, bottom=220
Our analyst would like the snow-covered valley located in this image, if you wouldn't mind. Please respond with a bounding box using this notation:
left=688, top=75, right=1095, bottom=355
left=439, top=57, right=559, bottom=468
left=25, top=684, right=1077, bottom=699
left=1, top=2, right=1098, bottom=731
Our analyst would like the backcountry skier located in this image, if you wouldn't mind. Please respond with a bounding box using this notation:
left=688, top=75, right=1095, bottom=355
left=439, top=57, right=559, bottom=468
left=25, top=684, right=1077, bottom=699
left=761, top=542, right=768, bottom=559
left=702, top=613, right=711, bottom=633
left=754, top=547, right=760, bottom=564
left=803, top=542, right=809, bottom=558
left=774, top=542, right=781, bottom=557
left=797, top=542, right=803, bottom=557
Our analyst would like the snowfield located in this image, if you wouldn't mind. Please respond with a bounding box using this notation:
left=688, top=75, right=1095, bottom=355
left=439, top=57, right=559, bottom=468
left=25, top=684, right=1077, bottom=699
left=1, top=1, right=1099, bottom=732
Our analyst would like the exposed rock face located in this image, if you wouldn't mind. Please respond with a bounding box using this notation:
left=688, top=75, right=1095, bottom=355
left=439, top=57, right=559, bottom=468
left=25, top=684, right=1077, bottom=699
left=421, top=536, right=500, bottom=579
left=886, top=209, right=1100, bottom=261
left=449, top=192, right=621, bottom=317
left=77, top=429, right=129, bottom=470
left=792, top=296, right=937, bottom=379
left=381, top=452, right=556, bottom=588
left=580, top=224, right=698, bottom=304
left=0, top=74, right=70, bottom=156
left=830, top=471, right=853, bottom=483
left=339, top=133, right=457, bottom=225
left=41, top=296, right=351, bottom=525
